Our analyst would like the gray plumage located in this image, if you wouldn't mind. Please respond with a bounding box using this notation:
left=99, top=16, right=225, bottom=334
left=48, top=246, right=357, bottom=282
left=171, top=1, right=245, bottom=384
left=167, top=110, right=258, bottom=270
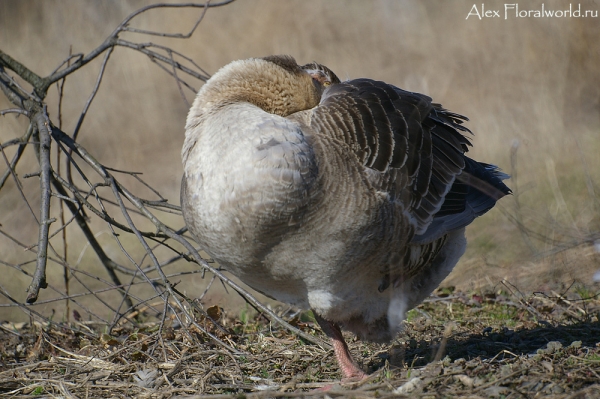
left=181, top=55, right=510, bottom=377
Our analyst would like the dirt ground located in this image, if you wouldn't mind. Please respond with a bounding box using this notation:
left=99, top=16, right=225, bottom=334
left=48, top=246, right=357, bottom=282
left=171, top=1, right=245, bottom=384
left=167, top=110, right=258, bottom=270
left=1, top=285, right=599, bottom=398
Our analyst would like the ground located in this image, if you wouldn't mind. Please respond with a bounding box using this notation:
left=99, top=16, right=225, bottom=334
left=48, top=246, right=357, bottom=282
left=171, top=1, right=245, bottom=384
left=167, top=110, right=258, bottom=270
left=1, top=285, right=599, bottom=398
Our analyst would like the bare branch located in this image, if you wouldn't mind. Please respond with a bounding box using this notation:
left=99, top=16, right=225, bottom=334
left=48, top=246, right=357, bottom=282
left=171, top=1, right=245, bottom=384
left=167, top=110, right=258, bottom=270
left=116, top=181, right=331, bottom=349
left=111, top=1, right=236, bottom=38
left=120, top=1, right=211, bottom=38
left=105, top=166, right=170, bottom=202
left=3, top=255, right=127, bottom=324
left=44, top=2, right=234, bottom=90
left=72, top=47, right=114, bottom=142
left=0, top=123, right=33, bottom=190
left=52, top=171, right=168, bottom=239
left=0, top=50, right=46, bottom=98
left=26, top=110, right=53, bottom=303
left=0, top=66, right=42, bottom=103
left=167, top=48, right=191, bottom=107
left=0, top=284, right=97, bottom=338
left=43, top=37, right=116, bottom=90
left=0, top=67, right=29, bottom=109
left=49, top=174, right=142, bottom=302
left=50, top=52, right=84, bottom=76
left=108, top=176, right=244, bottom=354
left=0, top=0, right=336, bottom=360
left=0, top=107, right=29, bottom=116
left=115, top=39, right=209, bottom=82
left=66, top=46, right=114, bottom=196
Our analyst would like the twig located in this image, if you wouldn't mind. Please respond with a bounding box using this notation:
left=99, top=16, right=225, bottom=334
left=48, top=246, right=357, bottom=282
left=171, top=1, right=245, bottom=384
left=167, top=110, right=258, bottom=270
left=108, top=176, right=243, bottom=354
left=107, top=166, right=169, bottom=202
left=72, top=47, right=113, bottom=142
left=42, top=2, right=234, bottom=89
left=0, top=271, right=146, bottom=324
left=0, top=66, right=32, bottom=109
left=118, top=181, right=331, bottom=349
left=167, top=48, right=191, bottom=107
left=114, top=39, right=209, bottom=82
left=0, top=107, right=28, bottom=116
left=0, top=123, right=34, bottom=190
left=0, top=1, right=332, bottom=358
left=50, top=52, right=83, bottom=76
left=56, top=47, right=70, bottom=322
left=0, top=50, right=47, bottom=99
left=0, top=284, right=97, bottom=339
left=113, top=1, right=235, bottom=38
left=49, top=130, right=169, bottom=238
left=120, top=1, right=212, bottom=37
left=26, top=110, right=53, bottom=303
left=64, top=45, right=114, bottom=204
left=47, top=170, right=139, bottom=314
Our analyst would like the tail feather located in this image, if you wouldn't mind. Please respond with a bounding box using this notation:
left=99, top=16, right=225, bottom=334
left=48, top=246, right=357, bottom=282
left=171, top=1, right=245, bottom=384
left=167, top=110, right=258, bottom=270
left=411, top=157, right=510, bottom=244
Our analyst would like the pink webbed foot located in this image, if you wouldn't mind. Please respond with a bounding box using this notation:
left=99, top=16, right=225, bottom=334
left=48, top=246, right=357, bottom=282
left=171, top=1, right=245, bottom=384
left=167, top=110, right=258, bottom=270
left=313, top=312, right=368, bottom=381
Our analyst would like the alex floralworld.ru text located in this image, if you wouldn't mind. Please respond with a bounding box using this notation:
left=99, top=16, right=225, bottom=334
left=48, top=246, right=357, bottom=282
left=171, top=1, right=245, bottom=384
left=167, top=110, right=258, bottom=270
left=466, top=3, right=598, bottom=20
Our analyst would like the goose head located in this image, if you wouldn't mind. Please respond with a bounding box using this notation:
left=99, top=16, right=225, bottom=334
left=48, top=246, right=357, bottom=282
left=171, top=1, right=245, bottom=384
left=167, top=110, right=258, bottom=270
left=301, top=61, right=341, bottom=89
left=189, top=55, right=333, bottom=118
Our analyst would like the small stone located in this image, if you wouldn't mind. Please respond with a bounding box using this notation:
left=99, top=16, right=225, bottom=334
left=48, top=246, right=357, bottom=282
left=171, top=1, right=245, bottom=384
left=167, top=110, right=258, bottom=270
left=500, top=364, right=513, bottom=377
left=569, top=341, right=582, bottom=349
left=393, top=377, right=422, bottom=394
left=546, top=341, right=563, bottom=353
left=541, top=361, right=553, bottom=373
left=552, top=385, right=564, bottom=394
left=454, top=374, right=474, bottom=388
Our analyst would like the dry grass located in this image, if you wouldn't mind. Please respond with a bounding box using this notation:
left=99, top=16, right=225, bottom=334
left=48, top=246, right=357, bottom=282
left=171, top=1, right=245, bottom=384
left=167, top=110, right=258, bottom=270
left=1, top=0, right=600, bottom=397
left=1, top=288, right=599, bottom=398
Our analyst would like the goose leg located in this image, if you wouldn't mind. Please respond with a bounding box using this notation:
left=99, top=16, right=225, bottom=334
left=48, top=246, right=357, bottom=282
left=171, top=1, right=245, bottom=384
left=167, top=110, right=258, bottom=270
left=313, top=313, right=367, bottom=380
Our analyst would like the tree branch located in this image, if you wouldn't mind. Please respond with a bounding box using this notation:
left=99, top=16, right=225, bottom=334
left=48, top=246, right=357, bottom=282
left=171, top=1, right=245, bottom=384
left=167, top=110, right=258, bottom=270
left=0, top=50, right=47, bottom=99
left=115, top=39, right=210, bottom=82
left=0, top=1, right=329, bottom=353
left=108, top=176, right=244, bottom=354
left=49, top=174, right=136, bottom=310
left=116, top=182, right=331, bottom=349
left=0, top=108, right=29, bottom=116
left=110, top=1, right=236, bottom=38
left=26, top=110, right=53, bottom=303
left=0, top=123, right=33, bottom=190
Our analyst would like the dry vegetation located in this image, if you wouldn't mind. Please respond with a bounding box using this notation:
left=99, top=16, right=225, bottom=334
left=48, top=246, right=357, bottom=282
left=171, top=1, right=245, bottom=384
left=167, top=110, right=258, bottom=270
left=1, top=289, right=599, bottom=398
left=1, top=0, right=599, bottom=397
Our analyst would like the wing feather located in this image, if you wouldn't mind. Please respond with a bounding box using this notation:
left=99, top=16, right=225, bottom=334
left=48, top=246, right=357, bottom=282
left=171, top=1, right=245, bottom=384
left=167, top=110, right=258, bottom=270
left=296, top=77, right=509, bottom=243
left=307, top=79, right=474, bottom=234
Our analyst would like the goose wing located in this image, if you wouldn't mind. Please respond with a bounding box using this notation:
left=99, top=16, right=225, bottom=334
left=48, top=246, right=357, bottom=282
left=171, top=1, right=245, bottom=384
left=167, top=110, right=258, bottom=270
left=304, top=78, right=473, bottom=235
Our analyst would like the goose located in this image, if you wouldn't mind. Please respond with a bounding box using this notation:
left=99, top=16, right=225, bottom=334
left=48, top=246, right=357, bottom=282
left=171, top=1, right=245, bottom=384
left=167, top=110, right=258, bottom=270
left=181, top=55, right=510, bottom=380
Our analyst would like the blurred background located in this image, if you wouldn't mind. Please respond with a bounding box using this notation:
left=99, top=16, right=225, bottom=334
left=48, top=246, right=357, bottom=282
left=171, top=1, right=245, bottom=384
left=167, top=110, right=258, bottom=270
left=1, top=0, right=599, bottom=322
